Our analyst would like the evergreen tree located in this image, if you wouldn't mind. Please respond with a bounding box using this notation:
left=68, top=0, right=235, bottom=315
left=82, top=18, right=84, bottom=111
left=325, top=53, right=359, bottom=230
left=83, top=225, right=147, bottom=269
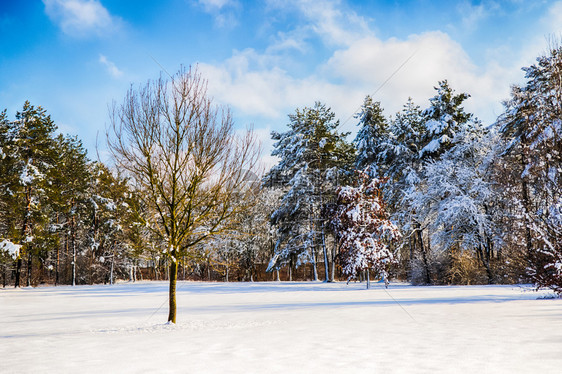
left=354, top=96, right=390, bottom=174
left=48, top=134, right=91, bottom=285
left=408, top=123, right=499, bottom=283
left=419, top=80, right=473, bottom=159
left=498, top=42, right=562, bottom=292
left=0, top=102, right=58, bottom=287
left=266, top=102, right=354, bottom=281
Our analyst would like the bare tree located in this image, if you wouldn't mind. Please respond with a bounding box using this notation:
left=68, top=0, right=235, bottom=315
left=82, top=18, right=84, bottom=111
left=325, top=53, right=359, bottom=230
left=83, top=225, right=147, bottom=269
left=107, top=66, right=260, bottom=323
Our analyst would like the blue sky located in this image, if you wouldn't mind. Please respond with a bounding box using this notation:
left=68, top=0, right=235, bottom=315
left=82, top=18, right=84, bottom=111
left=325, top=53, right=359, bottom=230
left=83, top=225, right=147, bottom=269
left=1, top=0, right=561, bottom=166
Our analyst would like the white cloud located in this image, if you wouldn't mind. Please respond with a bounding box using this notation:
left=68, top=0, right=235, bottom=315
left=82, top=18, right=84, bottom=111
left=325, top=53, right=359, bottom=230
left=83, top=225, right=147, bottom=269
left=543, top=1, right=562, bottom=40
left=43, top=0, right=120, bottom=37
left=198, top=0, right=562, bottom=161
left=323, top=32, right=516, bottom=124
left=200, top=31, right=513, bottom=131
left=457, top=1, right=498, bottom=32
left=266, top=0, right=372, bottom=47
left=198, top=0, right=234, bottom=11
left=197, top=0, right=239, bottom=28
left=99, top=55, right=123, bottom=78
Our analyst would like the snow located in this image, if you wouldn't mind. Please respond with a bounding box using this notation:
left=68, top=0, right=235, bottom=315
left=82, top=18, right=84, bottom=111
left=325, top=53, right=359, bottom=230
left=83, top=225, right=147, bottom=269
left=1, top=282, right=561, bottom=373
left=0, top=239, right=21, bottom=258
left=419, top=138, right=440, bottom=157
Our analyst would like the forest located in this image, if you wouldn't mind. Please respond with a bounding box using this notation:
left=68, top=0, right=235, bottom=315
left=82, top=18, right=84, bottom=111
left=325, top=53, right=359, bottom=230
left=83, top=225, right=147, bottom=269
left=1, top=44, right=561, bottom=297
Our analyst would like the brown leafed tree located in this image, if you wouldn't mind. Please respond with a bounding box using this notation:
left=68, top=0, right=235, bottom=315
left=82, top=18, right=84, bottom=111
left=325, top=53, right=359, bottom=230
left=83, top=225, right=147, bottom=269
left=107, top=66, right=260, bottom=323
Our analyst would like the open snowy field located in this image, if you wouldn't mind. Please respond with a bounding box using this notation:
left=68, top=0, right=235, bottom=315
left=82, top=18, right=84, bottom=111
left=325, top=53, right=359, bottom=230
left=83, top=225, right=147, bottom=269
left=1, top=281, right=561, bottom=374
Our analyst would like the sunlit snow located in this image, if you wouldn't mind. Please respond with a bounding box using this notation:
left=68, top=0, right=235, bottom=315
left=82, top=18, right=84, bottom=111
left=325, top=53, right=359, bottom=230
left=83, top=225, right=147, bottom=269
left=1, top=282, right=561, bottom=373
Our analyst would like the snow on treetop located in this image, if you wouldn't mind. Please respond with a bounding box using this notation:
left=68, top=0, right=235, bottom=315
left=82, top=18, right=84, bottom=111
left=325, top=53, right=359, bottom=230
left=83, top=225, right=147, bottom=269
left=419, top=138, right=440, bottom=157
left=0, top=239, right=21, bottom=258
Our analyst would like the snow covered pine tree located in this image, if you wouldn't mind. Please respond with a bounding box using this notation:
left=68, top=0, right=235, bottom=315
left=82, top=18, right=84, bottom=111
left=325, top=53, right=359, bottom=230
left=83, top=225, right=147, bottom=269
left=334, top=170, right=401, bottom=289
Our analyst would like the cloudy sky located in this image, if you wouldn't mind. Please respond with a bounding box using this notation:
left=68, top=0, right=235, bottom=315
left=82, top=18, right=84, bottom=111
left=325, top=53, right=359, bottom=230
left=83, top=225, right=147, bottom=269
left=1, top=0, right=561, bottom=166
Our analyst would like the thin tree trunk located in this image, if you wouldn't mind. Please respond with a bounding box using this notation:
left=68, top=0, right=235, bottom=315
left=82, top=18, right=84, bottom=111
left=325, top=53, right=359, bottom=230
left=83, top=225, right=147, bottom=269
left=330, top=248, right=336, bottom=282
left=168, top=256, right=178, bottom=323
left=16, top=186, right=32, bottom=288
left=321, top=222, right=329, bottom=282
left=26, top=250, right=32, bottom=287
left=289, top=257, right=293, bottom=282
left=110, top=247, right=115, bottom=285
left=366, top=269, right=370, bottom=289
left=15, top=258, right=22, bottom=288
left=310, top=247, right=318, bottom=281
left=521, top=176, right=533, bottom=261
left=479, top=239, right=494, bottom=284
left=309, top=215, right=318, bottom=281
left=55, top=242, right=60, bottom=286
left=415, top=222, right=431, bottom=284
left=71, top=215, right=76, bottom=286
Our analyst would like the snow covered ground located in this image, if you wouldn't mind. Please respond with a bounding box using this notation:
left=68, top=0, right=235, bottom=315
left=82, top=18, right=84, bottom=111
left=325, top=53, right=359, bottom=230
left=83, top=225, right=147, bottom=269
left=1, top=281, right=561, bottom=374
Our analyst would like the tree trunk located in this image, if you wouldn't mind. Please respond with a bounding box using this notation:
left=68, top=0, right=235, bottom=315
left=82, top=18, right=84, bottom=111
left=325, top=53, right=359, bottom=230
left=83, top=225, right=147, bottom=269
left=110, top=251, right=115, bottom=285
left=168, top=256, right=178, bottom=323
left=366, top=269, right=370, bottom=289
left=308, top=214, right=318, bottom=282
left=15, top=258, right=22, bottom=288
left=26, top=250, right=32, bottom=287
left=55, top=243, right=60, bottom=286
left=16, top=186, right=32, bottom=288
left=289, top=257, right=293, bottom=281
left=321, top=222, right=329, bottom=282
left=479, top=240, right=494, bottom=284
left=521, top=174, right=533, bottom=262
left=331, top=237, right=337, bottom=282
left=71, top=215, right=76, bottom=286
left=311, top=247, right=318, bottom=281
left=415, top=222, right=432, bottom=284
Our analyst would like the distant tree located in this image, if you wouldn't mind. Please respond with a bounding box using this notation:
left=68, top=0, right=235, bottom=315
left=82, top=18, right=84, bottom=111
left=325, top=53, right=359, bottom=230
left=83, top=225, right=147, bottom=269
left=354, top=96, right=389, bottom=174
left=48, top=134, right=91, bottom=285
left=265, top=102, right=354, bottom=281
left=419, top=80, right=473, bottom=159
left=403, top=82, right=475, bottom=284
left=498, top=42, right=562, bottom=292
left=0, top=102, right=58, bottom=287
left=87, top=162, right=134, bottom=285
left=333, top=170, right=400, bottom=289
left=107, top=66, right=260, bottom=323
left=408, top=123, right=499, bottom=283
left=374, top=98, right=425, bottom=280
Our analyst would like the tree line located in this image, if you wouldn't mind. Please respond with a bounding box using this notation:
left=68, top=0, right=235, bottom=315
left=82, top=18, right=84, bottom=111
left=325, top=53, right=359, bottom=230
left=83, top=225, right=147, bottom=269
left=1, top=46, right=561, bottom=298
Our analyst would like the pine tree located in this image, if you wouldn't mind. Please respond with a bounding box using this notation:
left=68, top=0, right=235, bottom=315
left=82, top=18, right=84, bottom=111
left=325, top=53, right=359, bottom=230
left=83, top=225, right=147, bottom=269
left=48, top=135, right=91, bottom=285
left=409, top=123, right=499, bottom=283
left=419, top=80, right=472, bottom=159
left=265, top=102, right=354, bottom=281
left=354, top=96, right=389, bottom=174
left=498, top=42, right=562, bottom=293
left=381, top=99, right=427, bottom=280
left=1, top=102, right=58, bottom=287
